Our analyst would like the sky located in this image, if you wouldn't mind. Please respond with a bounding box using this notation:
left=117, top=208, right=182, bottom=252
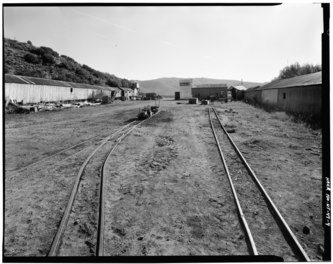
left=4, top=3, right=323, bottom=83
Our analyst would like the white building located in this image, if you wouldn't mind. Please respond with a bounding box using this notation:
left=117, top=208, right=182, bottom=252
left=179, top=79, right=193, bottom=99
left=5, top=74, right=119, bottom=103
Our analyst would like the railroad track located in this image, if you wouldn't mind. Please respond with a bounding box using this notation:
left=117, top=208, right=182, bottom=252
left=208, top=107, right=310, bottom=261
left=47, top=112, right=160, bottom=256
left=6, top=120, right=137, bottom=177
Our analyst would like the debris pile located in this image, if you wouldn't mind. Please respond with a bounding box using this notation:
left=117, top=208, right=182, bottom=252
left=5, top=98, right=102, bottom=114
left=137, top=105, right=159, bottom=120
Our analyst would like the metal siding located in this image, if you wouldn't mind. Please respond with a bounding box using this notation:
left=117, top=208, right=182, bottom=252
left=192, top=87, right=227, bottom=98
left=277, top=85, right=321, bottom=115
left=5, top=83, right=109, bottom=103
left=180, top=85, right=192, bottom=99
left=261, top=89, right=278, bottom=104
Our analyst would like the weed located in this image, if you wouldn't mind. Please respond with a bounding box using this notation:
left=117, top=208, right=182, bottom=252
left=271, top=112, right=290, bottom=121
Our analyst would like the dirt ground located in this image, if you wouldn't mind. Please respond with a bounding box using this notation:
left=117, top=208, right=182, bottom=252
left=4, top=99, right=323, bottom=260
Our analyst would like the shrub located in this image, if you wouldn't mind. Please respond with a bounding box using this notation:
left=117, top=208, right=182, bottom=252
left=24, top=53, right=40, bottom=64
left=42, top=54, right=56, bottom=65
left=271, top=111, right=290, bottom=121
left=275, top=62, right=322, bottom=80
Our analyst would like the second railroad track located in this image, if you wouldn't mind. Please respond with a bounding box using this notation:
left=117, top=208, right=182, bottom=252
left=208, top=107, right=310, bottom=261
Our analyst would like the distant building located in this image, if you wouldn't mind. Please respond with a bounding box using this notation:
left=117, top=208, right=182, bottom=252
left=141, top=92, right=157, bottom=100
left=229, top=85, right=248, bottom=100
left=192, top=83, right=228, bottom=101
left=179, top=79, right=193, bottom=99
left=132, top=82, right=140, bottom=100
left=119, top=87, right=134, bottom=100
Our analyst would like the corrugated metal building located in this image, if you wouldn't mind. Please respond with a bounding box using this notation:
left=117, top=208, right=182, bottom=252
left=244, top=72, right=322, bottom=115
left=119, top=87, right=134, bottom=100
left=191, top=84, right=228, bottom=100
left=5, top=74, right=121, bottom=104
left=229, top=85, right=247, bottom=100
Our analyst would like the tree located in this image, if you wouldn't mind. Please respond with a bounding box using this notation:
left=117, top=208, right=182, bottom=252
left=27, top=40, right=32, bottom=45
left=24, top=53, right=40, bottom=64
left=276, top=62, right=322, bottom=80
left=41, top=54, right=56, bottom=65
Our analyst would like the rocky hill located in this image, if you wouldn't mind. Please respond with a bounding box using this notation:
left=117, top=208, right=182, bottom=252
left=4, top=38, right=135, bottom=88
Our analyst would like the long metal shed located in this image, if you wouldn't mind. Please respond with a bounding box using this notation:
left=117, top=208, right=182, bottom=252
left=255, top=72, right=322, bottom=115
left=5, top=74, right=120, bottom=104
left=191, top=83, right=228, bottom=100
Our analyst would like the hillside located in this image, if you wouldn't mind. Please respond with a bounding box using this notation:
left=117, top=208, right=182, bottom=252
left=138, top=77, right=263, bottom=96
left=4, top=38, right=135, bottom=88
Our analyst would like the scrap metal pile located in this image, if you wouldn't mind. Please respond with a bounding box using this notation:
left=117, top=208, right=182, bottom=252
left=137, top=105, right=159, bottom=120
left=5, top=98, right=102, bottom=114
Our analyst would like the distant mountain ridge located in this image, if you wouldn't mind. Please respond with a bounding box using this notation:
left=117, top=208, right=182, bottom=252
left=138, top=77, right=263, bottom=96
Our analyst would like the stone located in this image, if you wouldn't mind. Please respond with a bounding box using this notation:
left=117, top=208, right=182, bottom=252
left=302, top=226, right=310, bottom=235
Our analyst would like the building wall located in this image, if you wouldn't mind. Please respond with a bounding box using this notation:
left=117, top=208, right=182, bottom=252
left=277, top=85, right=321, bottom=115
left=261, top=89, right=278, bottom=105
left=192, top=87, right=227, bottom=99
left=5, top=83, right=111, bottom=103
left=230, top=88, right=245, bottom=100
left=179, top=79, right=193, bottom=99
left=132, top=88, right=139, bottom=97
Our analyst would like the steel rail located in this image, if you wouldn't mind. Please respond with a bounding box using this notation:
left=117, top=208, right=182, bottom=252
left=212, top=107, right=310, bottom=261
left=6, top=121, right=137, bottom=175
left=96, top=110, right=161, bottom=256
left=208, top=108, right=258, bottom=256
left=47, top=121, right=138, bottom=256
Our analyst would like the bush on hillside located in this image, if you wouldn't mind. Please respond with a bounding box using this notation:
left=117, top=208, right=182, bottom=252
left=41, top=53, right=56, bottom=65
left=24, top=53, right=40, bottom=64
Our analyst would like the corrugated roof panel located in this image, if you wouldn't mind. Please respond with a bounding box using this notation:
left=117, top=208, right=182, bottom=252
left=231, top=85, right=247, bottom=91
left=5, top=74, right=119, bottom=91
left=258, top=72, right=322, bottom=90
left=193, top=83, right=228, bottom=88
left=5, top=74, right=27, bottom=84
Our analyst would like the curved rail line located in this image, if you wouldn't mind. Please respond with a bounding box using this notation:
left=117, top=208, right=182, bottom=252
left=7, top=121, right=137, bottom=176
left=209, top=107, right=310, bottom=261
left=96, top=111, right=161, bottom=256
left=47, top=112, right=160, bottom=256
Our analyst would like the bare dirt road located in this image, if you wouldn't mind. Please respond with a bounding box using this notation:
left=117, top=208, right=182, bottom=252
left=4, top=99, right=324, bottom=260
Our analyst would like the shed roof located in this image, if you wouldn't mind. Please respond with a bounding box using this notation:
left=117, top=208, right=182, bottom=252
left=246, top=86, right=262, bottom=91
left=192, top=83, right=228, bottom=89
left=230, top=85, right=247, bottom=91
left=5, top=74, right=119, bottom=91
left=5, top=75, right=29, bottom=84
left=119, top=87, right=133, bottom=92
left=257, top=72, right=321, bottom=90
